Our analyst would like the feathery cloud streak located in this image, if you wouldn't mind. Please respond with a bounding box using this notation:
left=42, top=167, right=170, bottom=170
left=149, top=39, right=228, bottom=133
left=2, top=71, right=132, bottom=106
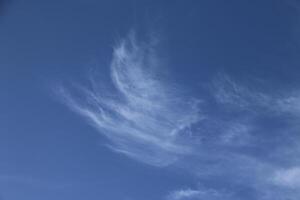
left=58, top=33, right=201, bottom=167
left=167, top=188, right=231, bottom=200
left=57, top=31, right=300, bottom=200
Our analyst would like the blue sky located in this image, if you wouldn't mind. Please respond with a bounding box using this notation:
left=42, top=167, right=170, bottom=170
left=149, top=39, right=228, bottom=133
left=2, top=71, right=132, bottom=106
left=1, top=0, right=300, bottom=199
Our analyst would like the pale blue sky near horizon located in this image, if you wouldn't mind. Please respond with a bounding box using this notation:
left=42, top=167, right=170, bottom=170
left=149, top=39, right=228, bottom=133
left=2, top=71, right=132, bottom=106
left=1, top=1, right=300, bottom=200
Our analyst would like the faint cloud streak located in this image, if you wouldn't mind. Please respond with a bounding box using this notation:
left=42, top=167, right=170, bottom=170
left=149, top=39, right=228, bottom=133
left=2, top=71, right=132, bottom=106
left=57, top=32, right=201, bottom=167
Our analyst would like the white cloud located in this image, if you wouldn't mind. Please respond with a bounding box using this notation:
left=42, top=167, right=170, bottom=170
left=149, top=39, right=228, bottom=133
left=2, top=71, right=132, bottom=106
left=55, top=31, right=300, bottom=200
left=272, top=167, right=300, bottom=188
left=212, top=73, right=272, bottom=112
left=167, top=188, right=231, bottom=200
left=212, top=73, right=300, bottom=118
left=57, top=32, right=201, bottom=167
left=168, top=188, right=202, bottom=200
left=276, top=92, right=300, bottom=115
left=219, top=122, right=252, bottom=146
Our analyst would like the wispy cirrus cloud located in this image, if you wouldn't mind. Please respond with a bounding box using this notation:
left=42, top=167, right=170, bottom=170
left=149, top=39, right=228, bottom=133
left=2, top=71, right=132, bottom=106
left=212, top=73, right=273, bottom=112
left=212, top=73, right=300, bottom=117
left=167, top=187, right=232, bottom=200
left=57, top=32, right=201, bottom=167
left=205, top=73, right=300, bottom=199
left=272, top=167, right=300, bottom=188
left=163, top=73, right=300, bottom=200
left=56, top=30, right=300, bottom=200
left=168, top=188, right=202, bottom=200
